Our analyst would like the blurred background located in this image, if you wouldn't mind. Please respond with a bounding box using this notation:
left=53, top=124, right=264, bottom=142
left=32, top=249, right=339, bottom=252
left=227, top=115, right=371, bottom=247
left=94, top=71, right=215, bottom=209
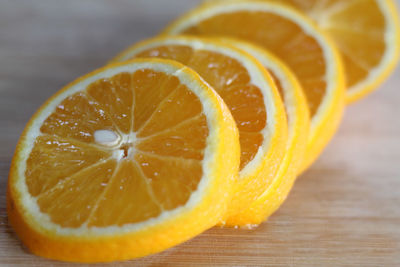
left=0, top=1, right=399, bottom=266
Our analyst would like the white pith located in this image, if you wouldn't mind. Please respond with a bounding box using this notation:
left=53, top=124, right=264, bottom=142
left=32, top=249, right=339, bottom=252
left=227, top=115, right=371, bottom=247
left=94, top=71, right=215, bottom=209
left=115, top=36, right=279, bottom=179
left=164, top=1, right=343, bottom=143
left=15, top=61, right=223, bottom=236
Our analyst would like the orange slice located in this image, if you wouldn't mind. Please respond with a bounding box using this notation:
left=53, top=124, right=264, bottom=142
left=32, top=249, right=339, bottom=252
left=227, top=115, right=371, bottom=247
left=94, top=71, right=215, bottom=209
left=7, top=59, right=240, bottom=262
left=112, top=36, right=288, bottom=222
left=266, top=0, right=400, bottom=102
left=220, top=39, right=310, bottom=226
left=163, top=0, right=346, bottom=172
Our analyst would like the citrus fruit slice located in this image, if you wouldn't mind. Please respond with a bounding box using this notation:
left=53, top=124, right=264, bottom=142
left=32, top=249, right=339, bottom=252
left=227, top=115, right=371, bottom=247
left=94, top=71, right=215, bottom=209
left=267, top=0, right=400, bottom=103
left=112, top=36, right=288, bottom=222
left=219, top=39, right=310, bottom=226
left=163, top=0, right=346, bottom=172
left=7, top=58, right=240, bottom=262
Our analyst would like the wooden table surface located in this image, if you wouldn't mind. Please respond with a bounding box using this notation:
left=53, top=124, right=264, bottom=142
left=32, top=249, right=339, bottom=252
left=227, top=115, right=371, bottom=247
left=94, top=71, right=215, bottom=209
left=1, top=1, right=400, bottom=266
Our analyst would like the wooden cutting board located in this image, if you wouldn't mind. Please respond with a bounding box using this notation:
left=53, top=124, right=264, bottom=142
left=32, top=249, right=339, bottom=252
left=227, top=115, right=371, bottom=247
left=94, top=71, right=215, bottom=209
left=1, top=1, right=399, bottom=266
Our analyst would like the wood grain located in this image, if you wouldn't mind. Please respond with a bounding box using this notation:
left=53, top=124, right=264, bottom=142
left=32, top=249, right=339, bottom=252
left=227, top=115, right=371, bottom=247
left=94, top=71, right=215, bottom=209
left=0, top=1, right=399, bottom=266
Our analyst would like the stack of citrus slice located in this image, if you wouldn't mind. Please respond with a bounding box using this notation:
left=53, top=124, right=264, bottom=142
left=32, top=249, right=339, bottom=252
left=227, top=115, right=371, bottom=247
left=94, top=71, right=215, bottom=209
left=7, top=0, right=399, bottom=263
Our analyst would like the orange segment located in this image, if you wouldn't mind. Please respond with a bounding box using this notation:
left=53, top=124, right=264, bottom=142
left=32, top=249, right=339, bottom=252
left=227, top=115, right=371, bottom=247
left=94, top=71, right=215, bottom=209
left=218, top=84, right=266, bottom=132
left=7, top=59, right=240, bottom=262
left=137, top=84, right=203, bottom=138
left=26, top=135, right=112, bottom=196
left=87, top=159, right=162, bottom=227
left=185, top=50, right=251, bottom=88
left=136, top=115, right=208, bottom=161
left=40, top=92, right=117, bottom=143
left=268, top=0, right=400, bottom=102
left=132, top=70, right=180, bottom=131
left=111, top=36, right=288, bottom=221
left=237, top=132, right=264, bottom=170
left=37, top=159, right=117, bottom=228
left=135, top=153, right=203, bottom=210
left=86, top=73, right=134, bottom=133
left=163, top=0, right=345, bottom=173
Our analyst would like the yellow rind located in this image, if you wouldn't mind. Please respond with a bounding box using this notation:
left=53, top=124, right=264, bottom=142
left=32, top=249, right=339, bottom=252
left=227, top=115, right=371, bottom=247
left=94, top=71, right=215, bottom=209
left=299, top=31, right=346, bottom=173
left=219, top=39, right=310, bottom=226
left=7, top=58, right=240, bottom=263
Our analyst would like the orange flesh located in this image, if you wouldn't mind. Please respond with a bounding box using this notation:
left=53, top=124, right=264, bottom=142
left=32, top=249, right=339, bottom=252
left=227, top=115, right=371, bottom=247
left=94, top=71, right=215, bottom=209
left=274, top=0, right=386, bottom=88
left=133, top=46, right=267, bottom=169
left=180, top=11, right=327, bottom=117
left=26, top=70, right=208, bottom=228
